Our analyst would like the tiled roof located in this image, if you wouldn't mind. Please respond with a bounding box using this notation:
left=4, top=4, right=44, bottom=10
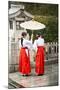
left=8, top=5, right=34, bottom=19
left=9, top=7, right=20, bottom=15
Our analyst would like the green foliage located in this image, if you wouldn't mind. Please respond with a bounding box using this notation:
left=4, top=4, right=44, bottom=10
left=25, top=3, right=58, bottom=42
left=26, top=15, right=58, bottom=42
left=34, top=16, right=58, bottom=42
left=25, top=3, right=58, bottom=16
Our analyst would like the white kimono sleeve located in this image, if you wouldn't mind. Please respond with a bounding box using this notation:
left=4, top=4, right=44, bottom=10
left=25, top=39, right=33, bottom=50
left=33, top=40, right=37, bottom=52
left=19, top=40, right=21, bottom=49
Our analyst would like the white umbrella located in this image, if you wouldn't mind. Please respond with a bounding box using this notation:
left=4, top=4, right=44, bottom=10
left=20, top=20, right=46, bottom=39
left=20, top=20, right=45, bottom=30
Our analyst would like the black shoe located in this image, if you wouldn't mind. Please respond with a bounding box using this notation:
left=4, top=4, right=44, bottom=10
left=22, top=74, right=25, bottom=76
left=37, top=74, right=44, bottom=76
left=25, top=74, right=30, bottom=76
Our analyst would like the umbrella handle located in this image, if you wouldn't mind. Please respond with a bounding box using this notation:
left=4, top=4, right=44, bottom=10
left=31, top=30, right=34, bottom=41
left=31, top=33, right=33, bottom=39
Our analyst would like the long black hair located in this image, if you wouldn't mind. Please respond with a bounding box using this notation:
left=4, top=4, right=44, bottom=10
left=21, top=32, right=27, bottom=46
left=21, top=38, right=23, bottom=46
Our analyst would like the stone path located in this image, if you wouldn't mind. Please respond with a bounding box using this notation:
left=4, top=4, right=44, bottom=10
left=8, top=63, right=58, bottom=88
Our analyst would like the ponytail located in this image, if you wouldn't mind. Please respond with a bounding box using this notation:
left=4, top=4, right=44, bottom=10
left=21, top=38, right=23, bottom=46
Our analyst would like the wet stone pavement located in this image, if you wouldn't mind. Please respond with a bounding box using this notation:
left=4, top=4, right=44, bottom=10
left=8, top=63, right=58, bottom=88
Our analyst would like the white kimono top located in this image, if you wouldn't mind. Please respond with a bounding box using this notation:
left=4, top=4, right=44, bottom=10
left=33, top=37, right=44, bottom=52
left=36, top=37, right=44, bottom=46
left=19, top=38, right=32, bottom=56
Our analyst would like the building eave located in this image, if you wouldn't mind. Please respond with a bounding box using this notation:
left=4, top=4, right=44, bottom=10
left=24, top=11, right=34, bottom=18
left=9, top=10, right=21, bottom=18
left=9, top=8, right=34, bottom=19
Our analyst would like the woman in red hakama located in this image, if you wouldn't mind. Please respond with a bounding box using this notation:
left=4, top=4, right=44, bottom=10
left=35, top=35, right=45, bottom=75
left=19, top=47, right=31, bottom=75
left=19, top=32, right=32, bottom=76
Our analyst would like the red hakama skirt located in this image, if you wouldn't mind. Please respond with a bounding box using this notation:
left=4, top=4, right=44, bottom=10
left=19, top=47, right=31, bottom=75
left=35, top=46, right=45, bottom=74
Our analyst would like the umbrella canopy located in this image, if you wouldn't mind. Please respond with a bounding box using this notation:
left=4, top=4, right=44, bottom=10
left=20, top=20, right=46, bottom=30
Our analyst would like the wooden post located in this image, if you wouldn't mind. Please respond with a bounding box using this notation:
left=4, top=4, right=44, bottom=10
left=13, top=20, right=16, bottom=42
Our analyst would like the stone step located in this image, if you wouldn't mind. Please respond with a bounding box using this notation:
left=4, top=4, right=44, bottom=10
left=8, top=78, right=24, bottom=88
left=31, top=58, right=58, bottom=68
